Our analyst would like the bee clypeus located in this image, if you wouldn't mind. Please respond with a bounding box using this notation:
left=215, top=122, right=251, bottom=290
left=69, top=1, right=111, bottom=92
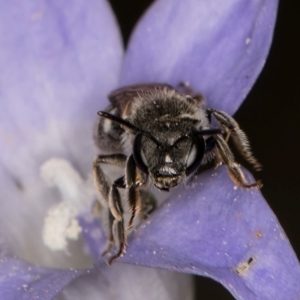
left=93, top=83, right=262, bottom=264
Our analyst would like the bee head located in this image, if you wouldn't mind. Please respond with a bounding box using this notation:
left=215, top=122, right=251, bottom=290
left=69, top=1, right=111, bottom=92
left=133, top=132, right=206, bottom=191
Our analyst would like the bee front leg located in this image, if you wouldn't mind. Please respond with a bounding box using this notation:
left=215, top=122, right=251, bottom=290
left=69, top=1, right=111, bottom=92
left=93, top=154, right=127, bottom=262
left=107, top=155, right=147, bottom=264
left=127, top=187, right=141, bottom=228
left=106, top=176, right=129, bottom=265
left=93, top=154, right=127, bottom=204
left=125, top=155, right=145, bottom=228
left=214, top=135, right=262, bottom=189
left=107, top=219, right=126, bottom=265
left=208, top=109, right=262, bottom=171
left=100, top=209, right=115, bottom=256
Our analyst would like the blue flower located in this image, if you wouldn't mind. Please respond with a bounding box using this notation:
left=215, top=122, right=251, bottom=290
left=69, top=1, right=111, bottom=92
left=1, top=0, right=299, bottom=299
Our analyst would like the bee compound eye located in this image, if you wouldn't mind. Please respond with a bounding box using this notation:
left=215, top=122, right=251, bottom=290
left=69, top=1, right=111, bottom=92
left=185, top=135, right=205, bottom=176
left=186, top=144, right=197, bottom=168
left=133, top=132, right=149, bottom=174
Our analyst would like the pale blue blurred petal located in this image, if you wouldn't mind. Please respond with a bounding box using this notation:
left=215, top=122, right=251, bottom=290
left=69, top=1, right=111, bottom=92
left=0, top=0, right=123, bottom=267
left=121, top=0, right=278, bottom=114
left=57, top=264, right=193, bottom=300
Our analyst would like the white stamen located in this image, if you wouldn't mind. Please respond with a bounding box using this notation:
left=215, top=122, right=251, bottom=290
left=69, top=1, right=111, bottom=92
left=41, top=158, right=96, bottom=252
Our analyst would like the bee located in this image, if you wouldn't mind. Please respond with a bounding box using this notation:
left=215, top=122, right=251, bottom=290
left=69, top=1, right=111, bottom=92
left=93, top=83, right=262, bottom=264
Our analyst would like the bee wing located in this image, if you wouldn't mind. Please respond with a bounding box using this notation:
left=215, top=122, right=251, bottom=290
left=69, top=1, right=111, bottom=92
left=108, top=83, right=175, bottom=109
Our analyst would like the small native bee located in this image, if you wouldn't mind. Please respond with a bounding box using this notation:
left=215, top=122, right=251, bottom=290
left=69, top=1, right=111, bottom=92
left=93, top=83, right=262, bottom=264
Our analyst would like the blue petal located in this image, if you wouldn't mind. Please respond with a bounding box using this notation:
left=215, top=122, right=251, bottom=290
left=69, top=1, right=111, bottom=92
left=0, top=0, right=122, bottom=266
left=78, top=214, right=107, bottom=261
left=121, top=0, right=278, bottom=114
left=80, top=167, right=300, bottom=299
left=120, top=167, right=300, bottom=299
left=0, top=257, right=87, bottom=300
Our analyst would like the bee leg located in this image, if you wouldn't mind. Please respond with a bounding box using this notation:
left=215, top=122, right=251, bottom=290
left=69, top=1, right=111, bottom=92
left=93, top=154, right=127, bottom=205
left=104, top=178, right=127, bottom=264
left=213, top=148, right=223, bottom=169
left=107, top=154, right=146, bottom=264
left=105, top=176, right=128, bottom=264
left=127, top=187, right=141, bottom=228
left=93, top=154, right=127, bottom=260
left=208, top=109, right=262, bottom=171
left=215, top=135, right=262, bottom=189
left=107, top=213, right=126, bottom=265
left=101, top=209, right=115, bottom=256
left=125, top=155, right=145, bottom=228
left=125, top=155, right=156, bottom=223
left=106, top=187, right=140, bottom=266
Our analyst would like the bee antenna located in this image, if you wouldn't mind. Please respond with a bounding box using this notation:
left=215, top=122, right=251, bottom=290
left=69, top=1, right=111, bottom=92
left=98, top=111, right=140, bottom=132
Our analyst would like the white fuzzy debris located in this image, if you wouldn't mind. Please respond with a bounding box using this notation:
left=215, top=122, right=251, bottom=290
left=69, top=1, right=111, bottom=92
left=41, top=158, right=96, bottom=252
left=43, top=202, right=73, bottom=251
left=41, top=158, right=95, bottom=210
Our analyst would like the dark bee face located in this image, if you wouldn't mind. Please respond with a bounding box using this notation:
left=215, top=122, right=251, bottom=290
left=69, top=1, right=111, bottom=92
left=133, top=132, right=205, bottom=191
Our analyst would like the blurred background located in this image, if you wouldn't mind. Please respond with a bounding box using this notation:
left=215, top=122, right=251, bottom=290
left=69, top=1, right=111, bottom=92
left=107, top=1, right=300, bottom=299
